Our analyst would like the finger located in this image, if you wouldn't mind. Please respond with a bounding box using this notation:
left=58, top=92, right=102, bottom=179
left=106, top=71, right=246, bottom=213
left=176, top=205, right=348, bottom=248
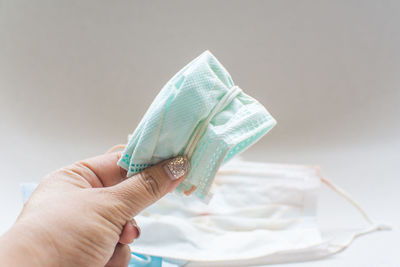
left=119, top=219, right=140, bottom=245
left=106, top=144, right=126, bottom=154
left=105, top=243, right=131, bottom=267
left=108, top=156, right=189, bottom=217
left=71, top=152, right=127, bottom=188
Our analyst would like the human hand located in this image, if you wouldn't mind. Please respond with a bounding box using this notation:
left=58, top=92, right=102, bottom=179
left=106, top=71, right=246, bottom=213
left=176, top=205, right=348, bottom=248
left=0, top=152, right=189, bottom=267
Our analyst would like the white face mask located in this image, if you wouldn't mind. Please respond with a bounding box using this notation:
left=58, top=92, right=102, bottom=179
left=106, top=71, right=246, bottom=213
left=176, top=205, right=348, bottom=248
left=129, top=159, right=389, bottom=266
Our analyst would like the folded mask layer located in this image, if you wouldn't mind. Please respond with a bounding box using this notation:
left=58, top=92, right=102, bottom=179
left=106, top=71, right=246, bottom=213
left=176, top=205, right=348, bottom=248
left=118, top=51, right=276, bottom=201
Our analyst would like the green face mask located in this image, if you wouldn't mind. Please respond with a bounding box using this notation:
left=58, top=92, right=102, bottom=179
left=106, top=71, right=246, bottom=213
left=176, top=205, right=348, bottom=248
left=118, top=51, right=276, bottom=201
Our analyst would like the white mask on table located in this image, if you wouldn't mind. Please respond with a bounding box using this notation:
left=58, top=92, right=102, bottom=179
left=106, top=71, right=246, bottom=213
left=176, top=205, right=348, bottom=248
left=130, top=159, right=389, bottom=266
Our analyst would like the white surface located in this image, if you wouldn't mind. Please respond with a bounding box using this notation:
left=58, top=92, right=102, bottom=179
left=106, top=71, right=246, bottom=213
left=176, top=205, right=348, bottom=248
left=0, top=1, right=399, bottom=266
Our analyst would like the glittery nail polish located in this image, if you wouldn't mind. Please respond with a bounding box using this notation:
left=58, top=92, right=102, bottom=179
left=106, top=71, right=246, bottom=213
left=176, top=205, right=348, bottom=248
left=164, top=156, right=189, bottom=180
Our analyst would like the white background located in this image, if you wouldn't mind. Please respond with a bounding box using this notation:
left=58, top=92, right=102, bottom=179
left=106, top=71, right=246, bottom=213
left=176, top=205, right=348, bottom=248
left=0, top=1, right=399, bottom=266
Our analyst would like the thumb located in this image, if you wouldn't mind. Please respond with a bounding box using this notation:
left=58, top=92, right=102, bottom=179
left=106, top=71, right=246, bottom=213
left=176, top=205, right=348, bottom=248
left=108, top=156, right=189, bottom=217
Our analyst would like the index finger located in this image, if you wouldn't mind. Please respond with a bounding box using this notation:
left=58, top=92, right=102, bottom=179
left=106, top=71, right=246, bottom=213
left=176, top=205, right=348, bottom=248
left=75, top=151, right=128, bottom=188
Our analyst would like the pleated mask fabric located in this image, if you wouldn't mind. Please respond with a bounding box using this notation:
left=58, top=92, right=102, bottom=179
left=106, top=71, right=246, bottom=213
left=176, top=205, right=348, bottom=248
left=117, top=51, right=276, bottom=201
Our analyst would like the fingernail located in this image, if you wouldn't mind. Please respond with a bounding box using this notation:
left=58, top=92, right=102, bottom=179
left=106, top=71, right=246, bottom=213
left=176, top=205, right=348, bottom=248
left=130, top=220, right=141, bottom=238
left=164, top=156, right=189, bottom=180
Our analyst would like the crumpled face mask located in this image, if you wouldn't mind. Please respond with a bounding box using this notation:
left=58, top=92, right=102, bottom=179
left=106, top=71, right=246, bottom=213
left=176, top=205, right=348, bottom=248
left=117, top=50, right=276, bottom=201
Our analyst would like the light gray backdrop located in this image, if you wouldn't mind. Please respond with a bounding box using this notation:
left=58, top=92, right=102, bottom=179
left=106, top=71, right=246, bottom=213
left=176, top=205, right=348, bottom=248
left=1, top=1, right=399, bottom=266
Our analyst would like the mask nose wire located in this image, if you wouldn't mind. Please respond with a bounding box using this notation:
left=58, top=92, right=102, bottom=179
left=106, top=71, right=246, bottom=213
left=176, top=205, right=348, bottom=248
left=183, top=86, right=242, bottom=160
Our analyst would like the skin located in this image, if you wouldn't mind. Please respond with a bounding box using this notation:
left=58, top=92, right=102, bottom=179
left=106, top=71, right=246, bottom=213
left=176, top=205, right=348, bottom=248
left=0, top=152, right=188, bottom=267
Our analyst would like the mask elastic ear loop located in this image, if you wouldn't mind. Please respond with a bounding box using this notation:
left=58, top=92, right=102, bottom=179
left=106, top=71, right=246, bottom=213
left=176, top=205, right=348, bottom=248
left=320, top=177, right=391, bottom=256
left=183, top=86, right=242, bottom=159
left=321, top=177, right=391, bottom=230
left=321, top=177, right=373, bottom=224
